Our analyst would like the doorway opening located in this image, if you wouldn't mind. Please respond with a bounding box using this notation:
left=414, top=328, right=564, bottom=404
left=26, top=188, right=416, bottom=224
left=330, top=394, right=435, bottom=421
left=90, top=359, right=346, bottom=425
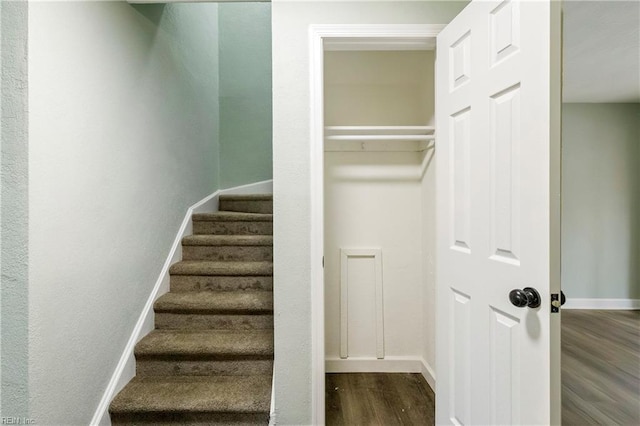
left=309, top=25, right=443, bottom=425
left=560, top=2, right=640, bottom=424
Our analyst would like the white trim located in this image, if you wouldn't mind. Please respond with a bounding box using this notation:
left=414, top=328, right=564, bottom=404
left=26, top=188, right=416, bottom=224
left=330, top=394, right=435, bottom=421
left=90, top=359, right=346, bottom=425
left=339, top=248, right=384, bottom=360
left=91, top=180, right=273, bottom=426
left=220, top=179, right=273, bottom=197
left=128, top=0, right=269, bottom=3
left=563, top=298, right=640, bottom=310
left=325, top=357, right=436, bottom=391
left=324, top=38, right=436, bottom=51
left=309, top=23, right=326, bottom=426
left=420, top=357, right=436, bottom=392
left=309, top=24, right=445, bottom=425
left=326, top=357, right=422, bottom=373
left=269, top=364, right=276, bottom=426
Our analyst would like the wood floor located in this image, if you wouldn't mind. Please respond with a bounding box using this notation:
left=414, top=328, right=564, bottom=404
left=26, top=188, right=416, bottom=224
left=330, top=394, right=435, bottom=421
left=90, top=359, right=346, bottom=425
left=562, top=309, right=640, bottom=425
left=326, top=311, right=640, bottom=426
left=326, top=373, right=435, bottom=425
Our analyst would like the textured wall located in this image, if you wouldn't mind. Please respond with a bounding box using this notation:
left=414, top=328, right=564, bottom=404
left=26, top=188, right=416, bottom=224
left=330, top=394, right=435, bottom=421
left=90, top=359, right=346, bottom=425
left=1, top=0, right=29, bottom=417
left=26, top=2, right=219, bottom=423
left=219, top=3, right=272, bottom=189
left=562, top=103, right=640, bottom=299
left=272, top=2, right=468, bottom=423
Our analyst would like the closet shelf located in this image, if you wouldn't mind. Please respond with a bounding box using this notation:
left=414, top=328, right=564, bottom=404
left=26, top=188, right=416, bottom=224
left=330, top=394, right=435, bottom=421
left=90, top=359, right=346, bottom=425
left=324, top=126, right=435, bottom=152
left=326, top=134, right=435, bottom=141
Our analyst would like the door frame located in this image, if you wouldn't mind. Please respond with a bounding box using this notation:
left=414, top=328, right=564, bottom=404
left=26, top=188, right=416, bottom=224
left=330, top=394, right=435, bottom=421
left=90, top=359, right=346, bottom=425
left=309, top=24, right=445, bottom=425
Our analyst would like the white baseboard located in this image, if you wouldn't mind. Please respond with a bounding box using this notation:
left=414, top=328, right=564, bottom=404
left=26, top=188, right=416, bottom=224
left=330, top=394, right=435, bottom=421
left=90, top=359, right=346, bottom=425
left=220, top=179, right=273, bottom=196
left=91, top=180, right=273, bottom=426
left=269, top=364, right=276, bottom=426
left=325, top=357, right=436, bottom=392
left=326, top=357, right=436, bottom=394
left=563, top=298, right=640, bottom=310
left=419, top=358, right=436, bottom=392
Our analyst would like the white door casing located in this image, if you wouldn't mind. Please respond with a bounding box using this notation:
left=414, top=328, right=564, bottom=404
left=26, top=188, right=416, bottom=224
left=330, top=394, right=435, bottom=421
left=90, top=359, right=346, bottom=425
left=435, top=0, right=562, bottom=425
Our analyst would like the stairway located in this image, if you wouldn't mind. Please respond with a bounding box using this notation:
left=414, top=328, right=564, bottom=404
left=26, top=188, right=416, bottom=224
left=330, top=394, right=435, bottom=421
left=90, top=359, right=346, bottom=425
left=110, top=194, right=273, bottom=425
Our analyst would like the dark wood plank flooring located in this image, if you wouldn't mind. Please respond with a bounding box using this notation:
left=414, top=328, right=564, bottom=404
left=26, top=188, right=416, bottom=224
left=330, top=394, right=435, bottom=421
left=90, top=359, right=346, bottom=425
left=562, top=309, right=640, bottom=425
left=326, top=311, right=639, bottom=425
left=326, top=373, right=435, bottom=426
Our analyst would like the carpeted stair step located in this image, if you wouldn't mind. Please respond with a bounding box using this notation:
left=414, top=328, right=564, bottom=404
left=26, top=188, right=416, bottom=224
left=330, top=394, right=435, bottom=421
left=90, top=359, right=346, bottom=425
left=182, top=235, right=273, bottom=262
left=192, top=212, right=272, bottom=235
left=111, top=194, right=274, bottom=425
left=134, top=329, right=273, bottom=376
left=154, top=291, right=273, bottom=330
left=170, top=261, right=273, bottom=292
left=219, top=194, right=273, bottom=214
left=109, top=375, right=271, bottom=425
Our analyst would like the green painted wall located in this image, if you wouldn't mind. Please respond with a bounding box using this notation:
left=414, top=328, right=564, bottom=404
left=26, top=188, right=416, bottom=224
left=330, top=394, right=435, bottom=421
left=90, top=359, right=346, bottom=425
left=562, top=103, right=640, bottom=299
left=1, top=0, right=29, bottom=417
left=218, top=3, right=272, bottom=189
left=26, top=2, right=220, bottom=422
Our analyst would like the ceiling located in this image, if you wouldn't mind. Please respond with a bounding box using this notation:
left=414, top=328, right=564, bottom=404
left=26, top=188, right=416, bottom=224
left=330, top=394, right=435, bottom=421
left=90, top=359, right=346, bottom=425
left=563, top=0, right=640, bottom=103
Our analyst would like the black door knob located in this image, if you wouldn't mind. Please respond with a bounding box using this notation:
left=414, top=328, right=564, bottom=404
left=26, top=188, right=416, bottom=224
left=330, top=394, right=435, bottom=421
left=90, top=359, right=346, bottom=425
left=509, top=287, right=541, bottom=308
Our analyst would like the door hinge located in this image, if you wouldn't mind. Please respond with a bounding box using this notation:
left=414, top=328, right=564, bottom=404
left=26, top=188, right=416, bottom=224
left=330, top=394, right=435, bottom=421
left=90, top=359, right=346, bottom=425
left=551, top=293, right=561, bottom=313
left=322, top=256, right=324, bottom=268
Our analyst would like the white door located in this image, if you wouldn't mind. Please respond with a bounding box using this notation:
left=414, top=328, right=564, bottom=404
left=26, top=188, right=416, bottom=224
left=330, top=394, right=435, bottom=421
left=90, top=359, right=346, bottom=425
left=436, top=0, right=562, bottom=425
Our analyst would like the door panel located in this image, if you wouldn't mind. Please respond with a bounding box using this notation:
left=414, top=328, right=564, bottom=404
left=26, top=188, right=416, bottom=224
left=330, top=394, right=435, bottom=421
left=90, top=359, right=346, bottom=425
left=436, top=1, right=562, bottom=424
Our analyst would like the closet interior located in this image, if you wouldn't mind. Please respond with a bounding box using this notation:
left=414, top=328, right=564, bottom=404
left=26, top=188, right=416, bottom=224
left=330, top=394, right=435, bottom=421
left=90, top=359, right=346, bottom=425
left=323, top=48, right=438, bottom=379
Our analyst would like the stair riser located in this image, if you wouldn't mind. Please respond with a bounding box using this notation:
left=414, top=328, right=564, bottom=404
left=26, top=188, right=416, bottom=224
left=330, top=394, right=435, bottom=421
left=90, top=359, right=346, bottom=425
left=193, top=220, right=273, bottom=235
left=219, top=200, right=273, bottom=214
left=170, top=276, right=273, bottom=292
left=110, top=411, right=270, bottom=425
left=136, top=359, right=273, bottom=377
left=155, top=314, right=273, bottom=330
left=193, top=221, right=272, bottom=235
left=182, top=245, right=273, bottom=262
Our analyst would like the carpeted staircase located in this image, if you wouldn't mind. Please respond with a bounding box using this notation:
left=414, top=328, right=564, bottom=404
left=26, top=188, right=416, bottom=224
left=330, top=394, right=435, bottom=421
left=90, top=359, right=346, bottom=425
left=109, top=194, right=273, bottom=425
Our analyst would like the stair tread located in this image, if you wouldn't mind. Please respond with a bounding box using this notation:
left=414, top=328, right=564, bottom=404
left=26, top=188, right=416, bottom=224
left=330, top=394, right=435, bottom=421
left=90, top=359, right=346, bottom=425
left=135, top=330, right=273, bottom=358
left=192, top=211, right=272, bottom=222
left=170, top=261, right=273, bottom=276
left=155, top=291, right=273, bottom=313
left=182, top=235, right=273, bottom=246
left=219, top=194, right=272, bottom=201
left=110, top=375, right=271, bottom=414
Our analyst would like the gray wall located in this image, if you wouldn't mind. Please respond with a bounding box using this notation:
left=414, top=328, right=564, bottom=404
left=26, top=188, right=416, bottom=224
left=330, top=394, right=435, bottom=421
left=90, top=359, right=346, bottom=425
left=25, top=2, right=219, bottom=423
left=219, top=3, right=272, bottom=189
left=1, top=0, right=29, bottom=417
left=562, top=103, right=640, bottom=299
left=0, top=2, right=272, bottom=423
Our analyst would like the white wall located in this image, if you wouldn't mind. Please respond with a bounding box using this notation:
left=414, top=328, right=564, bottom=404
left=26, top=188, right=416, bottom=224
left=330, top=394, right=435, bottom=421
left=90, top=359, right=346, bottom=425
left=272, top=2, right=467, bottom=423
left=27, top=2, right=219, bottom=423
left=323, top=49, right=436, bottom=371
left=324, top=152, right=424, bottom=361
left=562, top=103, right=640, bottom=300
left=324, top=50, right=435, bottom=126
